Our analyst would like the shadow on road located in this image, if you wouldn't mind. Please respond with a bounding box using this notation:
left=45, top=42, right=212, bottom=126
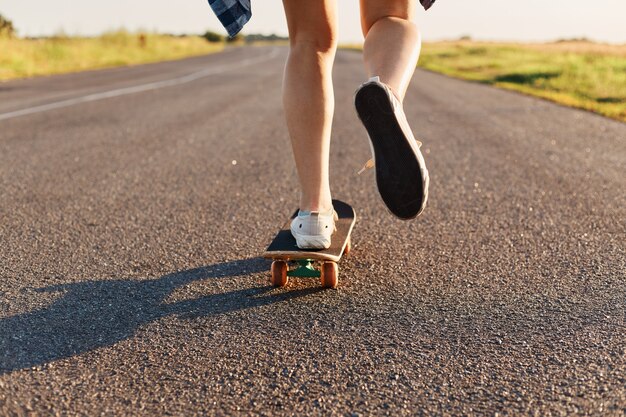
left=0, top=257, right=320, bottom=375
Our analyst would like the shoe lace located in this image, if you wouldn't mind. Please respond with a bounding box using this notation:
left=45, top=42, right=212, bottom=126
left=357, top=158, right=375, bottom=175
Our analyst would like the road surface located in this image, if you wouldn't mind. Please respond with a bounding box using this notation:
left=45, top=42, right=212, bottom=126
left=1, top=46, right=624, bottom=416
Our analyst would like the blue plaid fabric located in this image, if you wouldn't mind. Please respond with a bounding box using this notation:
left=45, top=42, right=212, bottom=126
left=207, top=0, right=251, bottom=38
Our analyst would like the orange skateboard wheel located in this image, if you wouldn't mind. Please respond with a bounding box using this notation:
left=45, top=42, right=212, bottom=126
left=320, top=262, right=338, bottom=289
left=271, top=261, right=288, bottom=287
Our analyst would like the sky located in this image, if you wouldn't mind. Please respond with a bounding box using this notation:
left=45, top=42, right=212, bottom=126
left=1, top=0, right=625, bottom=44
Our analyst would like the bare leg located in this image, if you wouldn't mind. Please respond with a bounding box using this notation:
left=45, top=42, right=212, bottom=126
left=282, top=0, right=338, bottom=213
left=360, top=0, right=421, bottom=101
left=355, top=0, right=429, bottom=220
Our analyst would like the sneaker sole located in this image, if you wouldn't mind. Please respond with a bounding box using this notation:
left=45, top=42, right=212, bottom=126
left=354, top=83, right=428, bottom=220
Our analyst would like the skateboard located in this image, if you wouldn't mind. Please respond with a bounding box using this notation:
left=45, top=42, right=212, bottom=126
left=263, top=200, right=356, bottom=289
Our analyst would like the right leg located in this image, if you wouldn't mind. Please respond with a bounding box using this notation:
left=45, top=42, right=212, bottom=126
left=359, top=0, right=421, bottom=101
left=355, top=0, right=429, bottom=219
left=282, top=0, right=338, bottom=213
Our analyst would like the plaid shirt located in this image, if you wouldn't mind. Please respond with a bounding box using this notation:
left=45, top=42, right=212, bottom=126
left=207, top=0, right=436, bottom=38
left=207, top=0, right=251, bottom=38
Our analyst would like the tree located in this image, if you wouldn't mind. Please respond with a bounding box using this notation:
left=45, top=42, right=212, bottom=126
left=202, top=30, right=224, bottom=43
left=0, top=13, right=16, bottom=38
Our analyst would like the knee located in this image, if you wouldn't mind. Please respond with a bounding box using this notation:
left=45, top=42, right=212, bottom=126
left=289, top=28, right=337, bottom=57
left=362, top=14, right=416, bottom=38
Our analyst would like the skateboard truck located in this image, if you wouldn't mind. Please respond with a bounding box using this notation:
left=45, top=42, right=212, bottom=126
left=287, top=260, right=320, bottom=278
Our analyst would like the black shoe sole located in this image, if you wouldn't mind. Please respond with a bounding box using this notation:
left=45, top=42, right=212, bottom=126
left=354, top=82, right=428, bottom=220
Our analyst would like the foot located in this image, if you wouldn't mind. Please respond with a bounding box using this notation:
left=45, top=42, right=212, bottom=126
left=354, top=76, right=429, bottom=220
left=290, top=207, right=337, bottom=250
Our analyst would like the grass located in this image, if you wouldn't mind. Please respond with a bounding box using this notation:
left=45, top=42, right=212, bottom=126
left=0, top=31, right=224, bottom=81
left=344, top=41, right=626, bottom=122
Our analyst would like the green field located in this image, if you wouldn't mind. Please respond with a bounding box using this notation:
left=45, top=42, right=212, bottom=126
left=345, top=41, right=626, bottom=122
left=0, top=31, right=224, bottom=81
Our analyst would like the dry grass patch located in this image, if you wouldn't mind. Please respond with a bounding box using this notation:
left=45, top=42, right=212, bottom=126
left=342, top=40, right=626, bottom=122
left=0, top=31, right=224, bottom=81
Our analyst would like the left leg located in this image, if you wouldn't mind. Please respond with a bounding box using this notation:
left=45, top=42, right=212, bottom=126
left=282, top=0, right=339, bottom=249
left=282, top=0, right=338, bottom=214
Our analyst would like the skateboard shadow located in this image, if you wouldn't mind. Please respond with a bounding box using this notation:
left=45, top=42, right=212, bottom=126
left=0, top=257, right=322, bottom=375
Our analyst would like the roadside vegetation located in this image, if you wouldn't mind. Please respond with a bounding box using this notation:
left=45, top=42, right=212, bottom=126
left=345, top=40, right=626, bottom=122
left=419, top=40, right=626, bottom=122
left=0, top=26, right=287, bottom=81
left=0, top=30, right=224, bottom=81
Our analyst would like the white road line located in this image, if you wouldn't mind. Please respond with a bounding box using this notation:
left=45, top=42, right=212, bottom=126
left=0, top=48, right=281, bottom=122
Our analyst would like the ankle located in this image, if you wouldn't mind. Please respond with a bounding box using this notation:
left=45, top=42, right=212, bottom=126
left=370, top=75, right=403, bottom=102
left=299, top=196, right=333, bottom=213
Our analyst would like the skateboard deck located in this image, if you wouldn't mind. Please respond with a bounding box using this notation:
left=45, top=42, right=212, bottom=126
left=263, top=200, right=356, bottom=288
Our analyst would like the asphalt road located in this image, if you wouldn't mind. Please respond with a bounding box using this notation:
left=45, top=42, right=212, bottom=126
left=1, top=46, right=624, bottom=416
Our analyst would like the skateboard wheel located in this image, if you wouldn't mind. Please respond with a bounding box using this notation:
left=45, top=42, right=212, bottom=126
left=344, top=237, right=352, bottom=256
left=320, top=262, right=338, bottom=289
left=271, top=261, right=288, bottom=287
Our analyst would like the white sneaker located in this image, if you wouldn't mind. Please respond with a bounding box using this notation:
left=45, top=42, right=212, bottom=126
left=290, top=208, right=337, bottom=250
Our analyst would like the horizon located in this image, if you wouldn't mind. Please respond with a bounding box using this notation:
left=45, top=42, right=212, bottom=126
left=6, top=30, right=620, bottom=47
left=2, top=0, right=626, bottom=44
